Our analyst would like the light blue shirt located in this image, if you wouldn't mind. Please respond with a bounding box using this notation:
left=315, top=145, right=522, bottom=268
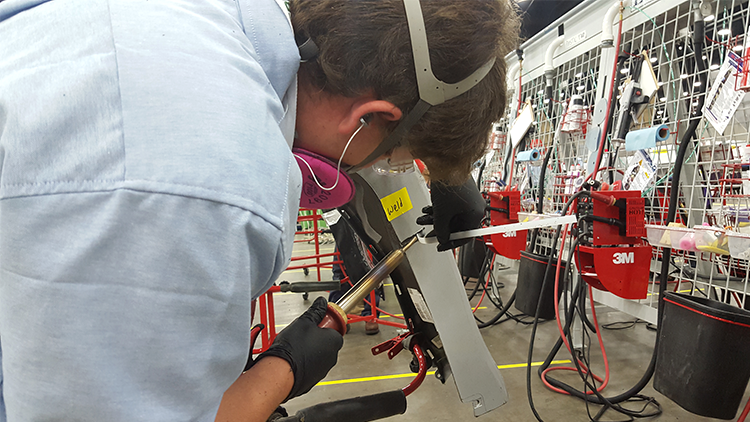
left=0, top=0, right=301, bottom=420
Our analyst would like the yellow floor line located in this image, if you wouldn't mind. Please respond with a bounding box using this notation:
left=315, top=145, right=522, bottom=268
left=318, top=360, right=571, bottom=386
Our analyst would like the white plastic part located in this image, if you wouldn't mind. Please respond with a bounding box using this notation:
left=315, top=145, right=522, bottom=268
left=727, top=232, right=750, bottom=260
left=357, top=168, right=509, bottom=416
left=417, top=214, right=577, bottom=244
left=507, top=61, right=520, bottom=93
left=543, top=35, right=565, bottom=73
left=601, top=0, right=631, bottom=46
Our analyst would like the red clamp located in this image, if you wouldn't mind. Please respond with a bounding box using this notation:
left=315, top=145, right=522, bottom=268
left=373, top=333, right=428, bottom=397
left=372, top=332, right=411, bottom=360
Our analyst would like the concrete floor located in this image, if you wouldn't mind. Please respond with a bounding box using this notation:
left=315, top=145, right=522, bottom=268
left=263, top=236, right=749, bottom=421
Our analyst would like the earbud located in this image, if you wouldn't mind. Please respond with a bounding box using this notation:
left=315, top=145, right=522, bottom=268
left=360, top=113, right=373, bottom=127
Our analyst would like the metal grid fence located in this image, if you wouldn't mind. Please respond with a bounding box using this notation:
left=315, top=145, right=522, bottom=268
left=483, top=0, right=750, bottom=319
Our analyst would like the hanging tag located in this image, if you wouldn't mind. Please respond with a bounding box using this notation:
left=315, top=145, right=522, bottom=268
left=704, top=51, right=746, bottom=135
left=622, top=150, right=657, bottom=191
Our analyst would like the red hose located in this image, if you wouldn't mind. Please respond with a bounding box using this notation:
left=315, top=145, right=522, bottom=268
left=542, top=212, right=611, bottom=394
left=472, top=254, right=496, bottom=313
left=589, top=2, right=624, bottom=183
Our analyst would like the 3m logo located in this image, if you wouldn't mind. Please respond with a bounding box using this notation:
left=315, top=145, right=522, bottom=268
left=612, top=252, right=635, bottom=265
left=503, top=231, right=517, bottom=238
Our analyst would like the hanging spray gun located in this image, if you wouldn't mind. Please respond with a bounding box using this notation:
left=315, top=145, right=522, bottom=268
left=612, top=48, right=661, bottom=144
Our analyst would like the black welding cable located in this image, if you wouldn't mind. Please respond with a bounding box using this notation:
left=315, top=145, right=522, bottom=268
left=526, top=225, right=564, bottom=422
left=466, top=247, right=493, bottom=302
left=476, top=291, right=517, bottom=328
left=541, top=243, right=662, bottom=419
left=470, top=244, right=521, bottom=328
left=603, top=53, right=627, bottom=184
left=467, top=248, right=526, bottom=327
left=528, top=146, right=554, bottom=250
left=530, top=240, right=662, bottom=420
left=536, top=15, right=708, bottom=408
left=526, top=190, right=589, bottom=422
left=573, top=269, right=599, bottom=334
left=656, top=5, right=709, bottom=358
left=536, top=237, right=587, bottom=376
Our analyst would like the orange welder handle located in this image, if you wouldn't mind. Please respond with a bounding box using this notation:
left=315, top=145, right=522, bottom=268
left=318, top=303, right=348, bottom=336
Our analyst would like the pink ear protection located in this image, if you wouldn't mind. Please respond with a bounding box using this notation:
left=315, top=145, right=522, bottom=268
left=293, top=148, right=356, bottom=209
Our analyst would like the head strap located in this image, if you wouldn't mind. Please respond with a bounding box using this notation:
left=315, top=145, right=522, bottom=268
left=346, top=0, right=496, bottom=173
left=296, top=34, right=319, bottom=62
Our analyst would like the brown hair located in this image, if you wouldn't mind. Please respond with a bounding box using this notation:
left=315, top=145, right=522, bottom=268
left=290, top=0, right=520, bottom=184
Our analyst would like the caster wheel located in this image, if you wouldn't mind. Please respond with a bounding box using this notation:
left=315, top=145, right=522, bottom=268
left=302, top=292, right=309, bottom=301
left=303, top=268, right=309, bottom=276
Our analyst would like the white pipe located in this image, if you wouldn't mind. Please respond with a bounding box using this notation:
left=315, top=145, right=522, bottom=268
left=601, top=0, right=630, bottom=47
left=543, top=35, right=565, bottom=73
left=507, top=62, right=520, bottom=92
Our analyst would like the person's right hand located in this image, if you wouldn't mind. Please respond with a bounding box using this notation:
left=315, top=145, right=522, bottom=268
left=256, top=297, right=344, bottom=401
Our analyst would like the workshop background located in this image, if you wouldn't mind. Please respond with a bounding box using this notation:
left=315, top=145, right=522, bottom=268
left=256, top=0, right=750, bottom=421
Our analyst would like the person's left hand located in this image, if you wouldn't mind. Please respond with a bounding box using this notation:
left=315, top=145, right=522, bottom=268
left=416, top=178, right=486, bottom=251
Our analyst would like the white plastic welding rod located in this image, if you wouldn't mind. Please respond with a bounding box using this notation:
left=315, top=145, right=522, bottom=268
left=417, top=214, right=577, bottom=244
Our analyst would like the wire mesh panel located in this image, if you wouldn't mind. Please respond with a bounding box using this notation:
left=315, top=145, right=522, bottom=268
left=490, top=0, right=750, bottom=321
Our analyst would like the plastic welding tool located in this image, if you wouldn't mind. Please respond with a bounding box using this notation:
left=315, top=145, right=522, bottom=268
left=319, top=236, right=419, bottom=335
left=271, top=237, right=420, bottom=422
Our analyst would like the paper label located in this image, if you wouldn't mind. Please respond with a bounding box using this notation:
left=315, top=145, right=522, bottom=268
left=321, top=209, right=341, bottom=226
left=407, top=288, right=434, bottom=324
left=380, top=187, right=413, bottom=221
left=510, top=103, right=534, bottom=147
left=622, top=150, right=657, bottom=191
left=703, top=51, right=746, bottom=135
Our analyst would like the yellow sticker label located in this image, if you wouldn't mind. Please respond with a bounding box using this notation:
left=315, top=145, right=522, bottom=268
left=380, top=187, right=413, bottom=222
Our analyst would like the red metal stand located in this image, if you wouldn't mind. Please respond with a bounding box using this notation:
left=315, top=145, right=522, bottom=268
left=253, top=209, right=343, bottom=353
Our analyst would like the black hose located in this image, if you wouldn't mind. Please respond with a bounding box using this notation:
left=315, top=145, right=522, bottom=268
left=274, top=390, right=407, bottom=422
left=655, top=9, right=708, bottom=358
left=487, top=206, right=509, bottom=215
left=477, top=291, right=517, bottom=328
left=526, top=190, right=589, bottom=421
left=466, top=247, right=492, bottom=302
left=528, top=147, right=554, bottom=251
left=602, top=54, right=627, bottom=184
left=535, top=16, right=708, bottom=409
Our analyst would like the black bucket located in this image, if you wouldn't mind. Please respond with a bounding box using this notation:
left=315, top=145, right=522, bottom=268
left=515, top=251, right=566, bottom=320
left=654, top=292, right=750, bottom=420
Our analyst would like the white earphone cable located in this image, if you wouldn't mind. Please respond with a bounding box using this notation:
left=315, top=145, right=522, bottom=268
left=293, top=120, right=366, bottom=191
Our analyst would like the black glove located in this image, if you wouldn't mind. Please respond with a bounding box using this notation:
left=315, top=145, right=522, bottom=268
left=256, top=297, right=344, bottom=401
left=416, top=178, right=485, bottom=252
